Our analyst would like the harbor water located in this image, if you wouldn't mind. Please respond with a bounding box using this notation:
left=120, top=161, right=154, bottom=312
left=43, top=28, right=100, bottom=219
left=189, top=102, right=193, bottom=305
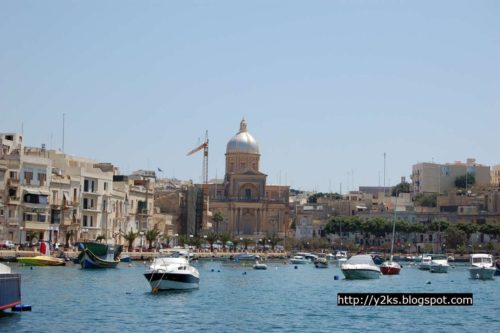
left=1, top=261, right=499, bottom=332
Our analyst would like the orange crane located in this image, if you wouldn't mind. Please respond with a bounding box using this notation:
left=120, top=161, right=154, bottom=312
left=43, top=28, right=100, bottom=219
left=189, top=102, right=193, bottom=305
left=187, top=130, right=209, bottom=186
left=187, top=131, right=210, bottom=231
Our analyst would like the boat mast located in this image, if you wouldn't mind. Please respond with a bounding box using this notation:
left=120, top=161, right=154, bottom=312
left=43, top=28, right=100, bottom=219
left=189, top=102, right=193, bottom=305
left=390, top=191, right=398, bottom=262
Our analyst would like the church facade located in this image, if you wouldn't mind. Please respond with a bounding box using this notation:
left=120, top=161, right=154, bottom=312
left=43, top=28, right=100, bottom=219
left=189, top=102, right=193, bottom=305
left=206, top=119, right=289, bottom=238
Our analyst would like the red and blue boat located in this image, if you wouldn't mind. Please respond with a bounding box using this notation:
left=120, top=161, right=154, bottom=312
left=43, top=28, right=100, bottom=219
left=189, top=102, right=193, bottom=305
left=77, top=242, right=123, bottom=269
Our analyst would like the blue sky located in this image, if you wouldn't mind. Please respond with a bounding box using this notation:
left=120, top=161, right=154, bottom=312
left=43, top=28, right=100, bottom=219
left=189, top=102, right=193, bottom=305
left=1, top=1, right=499, bottom=192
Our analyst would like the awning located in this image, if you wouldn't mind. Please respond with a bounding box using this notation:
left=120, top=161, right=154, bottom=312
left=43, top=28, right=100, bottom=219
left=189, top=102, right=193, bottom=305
left=23, top=188, right=50, bottom=196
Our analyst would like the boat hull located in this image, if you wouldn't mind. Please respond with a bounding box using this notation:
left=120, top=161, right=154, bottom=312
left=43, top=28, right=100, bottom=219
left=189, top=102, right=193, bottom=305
left=290, top=259, right=310, bottom=265
left=380, top=262, right=401, bottom=275
left=430, top=264, right=449, bottom=273
left=80, top=250, right=119, bottom=269
left=144, top=272, right=199, bottom=290
left=341, top=268, right=381, bottom=280
left=0, top=273, right=21, bottom=311
left=253, top=264, right=268, bottom=270
left=17, top=256, right=66, bottom=266
left=469, top=267, right=495, bottom=280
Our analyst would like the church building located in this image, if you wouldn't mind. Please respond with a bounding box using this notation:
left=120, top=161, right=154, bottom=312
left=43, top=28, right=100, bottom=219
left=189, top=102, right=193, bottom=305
left=206, top=119, right=289, bottom=238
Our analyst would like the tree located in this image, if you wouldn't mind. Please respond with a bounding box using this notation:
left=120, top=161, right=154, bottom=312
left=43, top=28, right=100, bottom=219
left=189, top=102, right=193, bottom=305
left=414, top=193, right=437, bottom=207
left=219, top=233, right=231, bottom=252
left=267, top=234, right=283, bottom=251
left=445, top=225, right=466, bottom=250
left=121, top=229, right=138, bottom=252
left=212, top=211, right=224, bottom=233
left=456, top=223, right=477, bottom=242
left=242, top=238, right=252, bottom=250
left=145, top=227, right=161, bottom=249
left=205, top=231, right=218, bottom=252
left=454, top=173, right=475, bottom=189
left=178, top=235, right=188, bottom=247
left=162, top=235, right=172, bottom=248
left=64, top=230, right=74, bottom=249
left=391, top=181, right=410, bottom=196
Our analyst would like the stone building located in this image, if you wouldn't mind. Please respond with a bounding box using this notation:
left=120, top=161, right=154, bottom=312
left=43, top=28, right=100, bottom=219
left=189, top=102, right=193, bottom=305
left=206, top=119, right=290, bottom=238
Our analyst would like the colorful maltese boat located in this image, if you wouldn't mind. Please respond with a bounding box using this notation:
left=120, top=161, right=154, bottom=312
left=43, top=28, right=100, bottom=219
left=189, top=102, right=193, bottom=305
left=78, top=242, right=123, bottom=269
left=17, top=241, right=66, bottom=266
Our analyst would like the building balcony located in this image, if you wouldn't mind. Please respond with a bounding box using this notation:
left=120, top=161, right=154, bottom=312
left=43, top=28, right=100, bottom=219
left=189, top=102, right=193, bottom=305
left=7, top=196, right=20, bottom=204
left=7, top=178, right=19, bottom=186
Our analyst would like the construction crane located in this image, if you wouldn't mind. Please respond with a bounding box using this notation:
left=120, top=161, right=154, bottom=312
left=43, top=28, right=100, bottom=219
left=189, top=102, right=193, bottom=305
left=187, top=131, right=210, bottom=233
left=186, top=130, right=209, bottom=186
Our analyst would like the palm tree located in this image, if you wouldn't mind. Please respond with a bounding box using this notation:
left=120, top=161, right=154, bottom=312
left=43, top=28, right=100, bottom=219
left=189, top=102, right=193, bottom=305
left=64, top=230, right=75, bottom=249
left=178, top=235, right=188, bottom=247
left=219, top=233, right=231, bottom=252
left=205, top=231, right=218, bottom=252
left=145, top=227, right=161, bottom=249
left=162, top=235, right=172, bottom=248
left=212, top=211, right=224, bottom=233
left=242, top=238, right=252, bottom=251
left=121, top=229, right=138, bottom=252
left=267, top=234, right=282, bottom=251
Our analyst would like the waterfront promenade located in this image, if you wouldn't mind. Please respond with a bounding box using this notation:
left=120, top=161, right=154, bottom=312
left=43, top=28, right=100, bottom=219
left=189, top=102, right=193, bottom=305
left=0, top=249, right=289, bottom=261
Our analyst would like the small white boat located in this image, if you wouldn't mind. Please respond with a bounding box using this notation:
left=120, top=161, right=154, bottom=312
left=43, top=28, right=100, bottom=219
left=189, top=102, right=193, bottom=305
left=430, top=254, right=449, bottom=273
left=469, top=254, right=495, bottom=280
left=418, top=254, right=432, bottom=270
left=289, top=255, right=311, bottom=264
left=253, top=261, right=268, bottom=270
left=314, top=257, right=329, bottom=268
left=144, top=249, right=199, bottom=291
left=341, top=255, right=381, bottom=280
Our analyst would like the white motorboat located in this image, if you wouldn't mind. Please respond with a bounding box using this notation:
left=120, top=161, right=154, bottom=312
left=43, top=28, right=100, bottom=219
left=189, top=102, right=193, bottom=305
left=289, top=255, right=311, bottom=264
left=314, top=257, right=329, bottom=268
left=253, top=261, right=268, bottom=270
left=418, top=254, right=432, bottom=270
left=341, top=254, right=381, bottom=280
left=430, top=254, right=449, bottom=273
left=144, top=249, right=199, bottom=291
left=469, top=254, right=495, bottom=280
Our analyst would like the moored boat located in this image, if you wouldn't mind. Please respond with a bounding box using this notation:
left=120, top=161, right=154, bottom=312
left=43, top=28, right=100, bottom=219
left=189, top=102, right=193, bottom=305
left=380, top=258, right=401, bottom=275
left=341, top=255, right=381, bottom=279
left=289, top=255, right=310, bottom=264
left=314, top=257, right=328, bottom=268
left=429, top=254, right=449, bottom=273
left=0, top=263, right=21, bottom=311
left=469, top=254, right=495, bottom=280
left=144, top=249, right=199, bottom=291
left=418, top=254, right=432, bottom=270
left=17, top=241, right=65, bottom=266
left=78, top=242, right=123, bottom=269
left=234, top=253, right=260, bottom=262
left=253, top=261, right=268, bottom=270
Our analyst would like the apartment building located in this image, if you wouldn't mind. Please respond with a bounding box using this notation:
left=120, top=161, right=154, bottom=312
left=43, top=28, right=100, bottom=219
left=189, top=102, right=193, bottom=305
left=412, top=158, right=491, bottom=194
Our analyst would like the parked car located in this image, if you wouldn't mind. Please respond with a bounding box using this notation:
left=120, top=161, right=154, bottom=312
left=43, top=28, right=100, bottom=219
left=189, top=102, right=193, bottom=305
left=0, top=240, right=15, bottom=249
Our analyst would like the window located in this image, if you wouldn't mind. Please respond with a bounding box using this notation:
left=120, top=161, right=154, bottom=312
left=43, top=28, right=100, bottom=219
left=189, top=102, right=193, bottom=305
left=84, top=179, right=89, bottom=192
left=90, top=216, right=93, bottom=227
left=38, top=214, right=47, bottom=222
left=73, top=188, right=77, bottom=202
left=91, top=180, right=95, bottom=192
left=83, top=215, right=88, bottom=227
left=104, top=182, right=108, bottom=191
left=245, top=189, right=251, bottom=199
left=24, top=171, right=33, bottom=185
left=53, top=191, right=58, bottom=203
left=38, top=173, right=46, bottom=186
left=9, top=171, right=17, bottom=179
left=83, top=198, right=88, bottom=209
left=24, top=194, right=48, bottom=205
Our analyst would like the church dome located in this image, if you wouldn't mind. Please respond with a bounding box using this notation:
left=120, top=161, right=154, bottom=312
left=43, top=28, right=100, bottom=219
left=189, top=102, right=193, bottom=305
left=226, top=119, right=259, bottom=154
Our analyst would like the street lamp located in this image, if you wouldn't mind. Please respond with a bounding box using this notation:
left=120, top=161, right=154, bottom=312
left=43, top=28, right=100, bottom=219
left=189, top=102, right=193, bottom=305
left=189, top=234, right=193, bottom=248
left=19, top=226, right=24, bottom=249
left=239, top=237, right=243, bottom=251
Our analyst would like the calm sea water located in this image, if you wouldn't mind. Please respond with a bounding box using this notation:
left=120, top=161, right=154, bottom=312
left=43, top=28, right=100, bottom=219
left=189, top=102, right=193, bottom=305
left=1, top=260, right=499, bottom=333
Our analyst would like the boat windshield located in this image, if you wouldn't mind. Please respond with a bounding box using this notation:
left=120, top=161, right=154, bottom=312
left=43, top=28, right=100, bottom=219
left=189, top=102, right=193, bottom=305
left=346, top=255, right=375, bottom=265
left=431, top=254, right=447, bottom=260
left=472, top=257, right=492, bottom=264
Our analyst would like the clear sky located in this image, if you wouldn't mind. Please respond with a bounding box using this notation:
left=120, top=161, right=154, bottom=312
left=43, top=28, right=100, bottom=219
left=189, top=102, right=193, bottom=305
left=1, top=1, right=499, bottom=192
